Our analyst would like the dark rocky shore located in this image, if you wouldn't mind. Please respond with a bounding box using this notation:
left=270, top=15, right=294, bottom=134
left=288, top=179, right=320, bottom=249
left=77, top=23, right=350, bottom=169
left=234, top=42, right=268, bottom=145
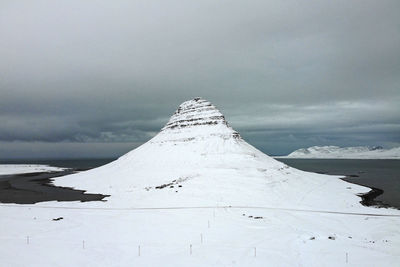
left=341, top=177, right=394, bottom=209
left=358, top=187, right=392, bottom=208
left=0, top=170, right=109, bottom=204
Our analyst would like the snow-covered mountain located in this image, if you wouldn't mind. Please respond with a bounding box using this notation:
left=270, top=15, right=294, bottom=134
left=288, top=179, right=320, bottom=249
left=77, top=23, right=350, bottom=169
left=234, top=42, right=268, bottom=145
left=2, top=98, right=399, bottom=266
left=54, top=98, right=375, bottom=211
left=280, top=146, right=400, bottom=159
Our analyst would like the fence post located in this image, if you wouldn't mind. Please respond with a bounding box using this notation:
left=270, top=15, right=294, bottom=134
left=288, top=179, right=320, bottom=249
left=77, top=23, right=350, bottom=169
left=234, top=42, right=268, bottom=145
left=346, top=252, right=348, bottom=263
left=254, top=247, right=256, bottom=257
left=27, top=236, right=29, bottom=245
left=82, top=240, right=85, bottom=249
left=208, top=220, right=210, bottom=228
left=201, top=234, right=203, bottom=244
left=190, top=244, right=192, bottom=255
left=138, top=245, right=141, bottom=256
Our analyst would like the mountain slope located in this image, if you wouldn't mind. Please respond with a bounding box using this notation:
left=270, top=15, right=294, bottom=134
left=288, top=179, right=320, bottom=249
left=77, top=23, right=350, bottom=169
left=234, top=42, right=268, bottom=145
left=280, top=146, right=400, bottom=159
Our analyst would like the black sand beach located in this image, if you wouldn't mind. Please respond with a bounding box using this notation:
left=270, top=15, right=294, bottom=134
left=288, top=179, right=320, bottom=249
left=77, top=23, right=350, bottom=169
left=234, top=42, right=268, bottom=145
left=0, top=170, right=109, bottom=204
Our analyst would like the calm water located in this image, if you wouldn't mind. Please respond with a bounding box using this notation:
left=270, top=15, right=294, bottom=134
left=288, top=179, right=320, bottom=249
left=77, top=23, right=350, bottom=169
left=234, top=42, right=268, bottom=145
left=1, top=158, right=399, bottom=208
left=277, top=159, right=400, bottom=208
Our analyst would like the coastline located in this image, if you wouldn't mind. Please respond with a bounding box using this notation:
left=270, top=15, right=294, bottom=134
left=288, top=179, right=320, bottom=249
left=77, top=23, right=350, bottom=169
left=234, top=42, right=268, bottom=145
left=0, top=169, right=396, bottom=210
left=341, top=177, right=395, bottom=209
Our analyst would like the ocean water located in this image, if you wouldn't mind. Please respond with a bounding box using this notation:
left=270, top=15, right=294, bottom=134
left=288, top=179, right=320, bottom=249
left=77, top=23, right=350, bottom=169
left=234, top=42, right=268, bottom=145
left=1, top=158, right=399, bottom=208
left=277, top=159, right=400, bottom=209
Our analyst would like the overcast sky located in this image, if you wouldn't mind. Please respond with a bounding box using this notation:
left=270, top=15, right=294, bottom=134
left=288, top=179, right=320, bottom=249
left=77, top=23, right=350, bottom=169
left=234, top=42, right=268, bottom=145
left=1, top=0, right=399, bottom=158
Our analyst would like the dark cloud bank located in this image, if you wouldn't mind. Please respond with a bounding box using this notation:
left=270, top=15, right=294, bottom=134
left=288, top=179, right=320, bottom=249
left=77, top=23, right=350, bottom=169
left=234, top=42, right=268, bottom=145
left=0, top=0, right=399, bottom=158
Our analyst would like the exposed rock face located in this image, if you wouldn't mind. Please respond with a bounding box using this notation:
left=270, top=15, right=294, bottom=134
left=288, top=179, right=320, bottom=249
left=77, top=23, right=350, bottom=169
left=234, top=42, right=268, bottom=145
left=159, top=97, right=241, bottom=140
left=162, top=97, right=227, bottom=130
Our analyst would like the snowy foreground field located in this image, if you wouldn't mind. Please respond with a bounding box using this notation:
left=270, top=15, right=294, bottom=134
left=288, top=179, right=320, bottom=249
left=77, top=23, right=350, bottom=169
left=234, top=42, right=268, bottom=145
left=1, top=99, right=399, bottom=266
left=1, top=203, right=399, bottom=266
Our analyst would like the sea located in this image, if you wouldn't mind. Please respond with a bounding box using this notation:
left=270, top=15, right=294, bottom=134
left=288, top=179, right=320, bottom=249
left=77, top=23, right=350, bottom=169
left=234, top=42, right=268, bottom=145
left=1, top=158, right=399, bottom=208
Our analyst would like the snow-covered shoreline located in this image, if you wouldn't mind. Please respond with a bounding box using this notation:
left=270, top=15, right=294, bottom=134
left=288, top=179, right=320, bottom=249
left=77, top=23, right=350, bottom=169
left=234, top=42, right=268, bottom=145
left=0, top=164, right=68, bottom=175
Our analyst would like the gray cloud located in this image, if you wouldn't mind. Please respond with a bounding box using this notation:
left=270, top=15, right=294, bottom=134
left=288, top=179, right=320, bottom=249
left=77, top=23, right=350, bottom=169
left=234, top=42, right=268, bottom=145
left=0, top=0, right=399, bottom=158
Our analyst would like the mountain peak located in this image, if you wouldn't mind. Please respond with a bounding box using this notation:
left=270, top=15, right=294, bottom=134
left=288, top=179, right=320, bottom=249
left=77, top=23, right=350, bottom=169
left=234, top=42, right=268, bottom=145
left=160, top=98, right=240, bottom=139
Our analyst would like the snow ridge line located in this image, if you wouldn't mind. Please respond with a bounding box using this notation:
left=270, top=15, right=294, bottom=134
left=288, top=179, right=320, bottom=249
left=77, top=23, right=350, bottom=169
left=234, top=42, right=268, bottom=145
left=0, top=204, right=399, bottom=217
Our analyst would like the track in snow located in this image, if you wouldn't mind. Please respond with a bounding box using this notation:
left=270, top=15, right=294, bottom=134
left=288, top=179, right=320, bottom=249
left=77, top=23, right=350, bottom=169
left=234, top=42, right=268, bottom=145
left=1, top=204, right=399, bottom=217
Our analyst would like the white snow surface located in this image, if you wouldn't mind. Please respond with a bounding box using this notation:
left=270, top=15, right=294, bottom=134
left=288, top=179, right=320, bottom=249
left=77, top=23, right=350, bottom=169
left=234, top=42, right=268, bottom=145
left=1, top=98, right=399, bottom=266
left=0, top=164, right=68, bottom=175
left=279, top=146, right=400, bottom=159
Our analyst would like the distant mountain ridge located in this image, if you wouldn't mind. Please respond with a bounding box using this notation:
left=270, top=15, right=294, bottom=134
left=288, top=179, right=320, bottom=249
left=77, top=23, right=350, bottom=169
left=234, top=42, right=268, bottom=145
left=280, top=146, right=400, bottom=159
